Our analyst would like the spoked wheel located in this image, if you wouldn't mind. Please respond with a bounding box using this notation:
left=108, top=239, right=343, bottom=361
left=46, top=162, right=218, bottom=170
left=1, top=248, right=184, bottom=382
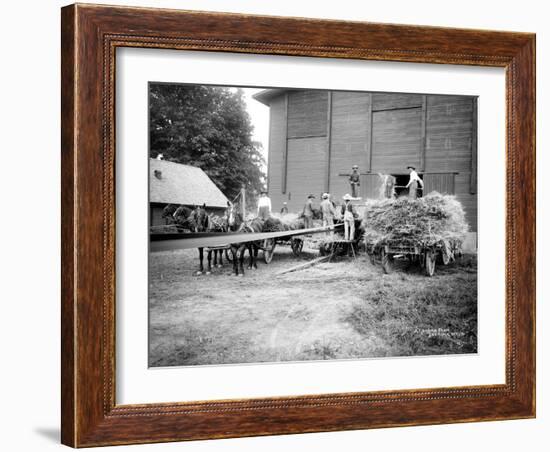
left=291, top=238, right=303, bottom=257
left=263, top=239, right=276, bottom=264
left=425, top=250, right=436, bottom=276
left=381, top=248, right=393, bottom=274
left=224, top=248, right=233, bottom=262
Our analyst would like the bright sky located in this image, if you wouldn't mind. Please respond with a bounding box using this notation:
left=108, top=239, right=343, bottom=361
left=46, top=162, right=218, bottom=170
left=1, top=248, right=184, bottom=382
left=233, top=87, right=270, bottom=169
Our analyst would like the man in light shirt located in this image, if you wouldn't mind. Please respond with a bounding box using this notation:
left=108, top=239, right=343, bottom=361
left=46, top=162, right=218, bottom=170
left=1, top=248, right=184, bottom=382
left=405, top=166, right=424, bottom=199
left=257, top=190, right=272, bottom=220
left=320, top=193, right=336, bottom=235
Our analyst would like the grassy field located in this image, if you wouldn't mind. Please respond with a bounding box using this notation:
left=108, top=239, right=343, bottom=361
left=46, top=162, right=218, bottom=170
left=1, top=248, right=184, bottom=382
left=148, top=244, right=477, bottom=367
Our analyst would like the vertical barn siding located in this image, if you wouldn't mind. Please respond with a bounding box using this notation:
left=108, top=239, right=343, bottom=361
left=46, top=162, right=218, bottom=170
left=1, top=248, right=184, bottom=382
left=455, top=173, right=477, bottom=232
left=423, top=173, right=456, bottom=195
left=425, top=95, right=476, bottom=231
left=425, top=95, right=473, bottom=173
left=371, top=107, right=422, bottom=172
left=329, top=91, right=371, bottom=197
left=267, top=95, right=286, bottom=210
left=287, top=91, right=328, bottom=138
left=285, top=137, right=327, bottom=211
left=372, top=93, right=423, bottom=111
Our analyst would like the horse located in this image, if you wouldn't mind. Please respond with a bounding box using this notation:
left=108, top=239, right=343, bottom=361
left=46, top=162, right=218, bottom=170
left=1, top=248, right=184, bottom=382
left=229, top=217, right=264, bottom=276
left=189, top=204, right=228, bottom=275
left=161, top=204, right=195, bottom=231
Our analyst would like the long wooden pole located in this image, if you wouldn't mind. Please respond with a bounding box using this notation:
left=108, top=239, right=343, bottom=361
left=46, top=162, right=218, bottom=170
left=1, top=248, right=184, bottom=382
left=241, top=185, right=246, bottom=219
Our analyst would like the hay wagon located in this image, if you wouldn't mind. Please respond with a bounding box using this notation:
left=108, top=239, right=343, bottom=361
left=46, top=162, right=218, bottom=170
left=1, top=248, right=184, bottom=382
left=366, top=239, right=460, bottom=277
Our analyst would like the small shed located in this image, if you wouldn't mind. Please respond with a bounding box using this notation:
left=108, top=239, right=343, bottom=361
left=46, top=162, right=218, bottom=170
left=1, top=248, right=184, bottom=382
left=149, top=158, right=229, bottom=226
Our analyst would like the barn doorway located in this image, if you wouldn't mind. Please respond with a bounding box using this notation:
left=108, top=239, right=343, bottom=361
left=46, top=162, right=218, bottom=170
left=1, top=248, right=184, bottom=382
left=392, top=173, right=424, bottom=198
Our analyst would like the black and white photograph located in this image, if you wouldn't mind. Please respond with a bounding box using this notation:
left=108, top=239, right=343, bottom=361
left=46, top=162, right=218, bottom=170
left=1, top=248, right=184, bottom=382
left=148, top=83, right=478, bottom=367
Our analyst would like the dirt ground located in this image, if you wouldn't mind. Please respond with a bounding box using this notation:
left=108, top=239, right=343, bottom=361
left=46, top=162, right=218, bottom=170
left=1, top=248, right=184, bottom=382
left=149, top=242, right=478, bottom=367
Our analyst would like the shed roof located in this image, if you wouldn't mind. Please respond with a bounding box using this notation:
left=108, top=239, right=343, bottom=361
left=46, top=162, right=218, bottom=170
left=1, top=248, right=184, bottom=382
left=149, top=158, right=228, bottom=208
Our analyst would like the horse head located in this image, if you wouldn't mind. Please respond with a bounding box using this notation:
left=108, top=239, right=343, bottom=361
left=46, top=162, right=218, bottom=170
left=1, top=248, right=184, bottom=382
left=190, top=204, right=209, bottom=232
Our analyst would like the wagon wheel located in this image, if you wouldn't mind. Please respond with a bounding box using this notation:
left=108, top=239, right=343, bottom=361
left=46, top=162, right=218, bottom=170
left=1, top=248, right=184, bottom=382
left=381, top=248, right=393, bottom=274
left=224, top=248, right=233, bottom=262
left=425, top=250, right=436, bottom=276
left=263, top=239, right=276, bottom=264
left=291, top=238, right=303, bottom=257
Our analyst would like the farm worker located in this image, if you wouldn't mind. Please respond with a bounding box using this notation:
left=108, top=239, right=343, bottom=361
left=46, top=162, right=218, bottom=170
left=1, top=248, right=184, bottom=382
left=257, top=190, right=272, bottom=220
left=302, top=194, right=316, bottom=229
left=280, top=202, right=289, bottom=215
left=349, top=165, right=360, bottom=198
left=406, top=166, right=424, bottom=199
left=320, top=193, right=336, bottom=235
left=341, top=194, right=357, bottom=241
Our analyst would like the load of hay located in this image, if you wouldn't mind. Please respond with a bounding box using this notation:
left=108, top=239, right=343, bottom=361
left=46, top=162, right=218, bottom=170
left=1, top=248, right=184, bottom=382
left=362, top=192, right=468, bottom=250
left=264, top=213, right=306, bottom=231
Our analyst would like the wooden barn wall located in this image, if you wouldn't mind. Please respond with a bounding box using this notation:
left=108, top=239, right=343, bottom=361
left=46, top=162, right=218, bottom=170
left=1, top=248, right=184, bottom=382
left=329, top=91, right=370, bottom=198
left=285, top=137, right=327, bottom=211
left=371, top=107, right=422, bottom=173
left=425, top=95, right=474, bottom=173
left=372, top=93, right=423, bottom=111
left=266, top=95, right=286, bottom=212
left=425, top=95, right=477, bottom=231
left=287, top=91, right=328, bottom=138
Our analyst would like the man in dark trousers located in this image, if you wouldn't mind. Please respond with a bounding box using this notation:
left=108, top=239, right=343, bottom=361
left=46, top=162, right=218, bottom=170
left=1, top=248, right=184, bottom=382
left=302, top=194, right=316, bottom=229
left=349, top=165, right=360, bottom=198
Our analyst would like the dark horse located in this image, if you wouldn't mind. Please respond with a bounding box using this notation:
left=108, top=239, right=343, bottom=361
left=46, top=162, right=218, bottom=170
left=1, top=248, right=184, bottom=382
left=229, top=217, right=264, bottom=276
left=189, top=204, right=228, bottom=275
left=162, top=204, right=194, bottom=231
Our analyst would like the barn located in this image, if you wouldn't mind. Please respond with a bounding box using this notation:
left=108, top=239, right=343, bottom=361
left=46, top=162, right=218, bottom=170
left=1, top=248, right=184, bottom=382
left=254, top=89, right=478, bottom=236
left=149, top=158, right=229, bottom=226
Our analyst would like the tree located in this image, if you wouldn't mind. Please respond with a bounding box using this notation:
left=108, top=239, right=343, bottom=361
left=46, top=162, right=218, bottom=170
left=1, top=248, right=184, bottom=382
left=149, top=84, right=265, bottom=205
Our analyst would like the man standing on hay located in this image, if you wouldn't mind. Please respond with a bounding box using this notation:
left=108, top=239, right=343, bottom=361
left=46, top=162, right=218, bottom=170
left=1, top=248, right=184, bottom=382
left=349, top=165, right=361, bottom=198
left=320, top=193, right=337, bottom=235
left=257, top=190, right=272, bottom=220
left=406, top=166, right=424, bottom=199
left=341, top=194, right=358, bottom=241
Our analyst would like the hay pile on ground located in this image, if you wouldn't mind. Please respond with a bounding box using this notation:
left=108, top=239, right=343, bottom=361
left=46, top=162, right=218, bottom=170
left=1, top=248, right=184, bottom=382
left=362, top=192, right=468, bottom=249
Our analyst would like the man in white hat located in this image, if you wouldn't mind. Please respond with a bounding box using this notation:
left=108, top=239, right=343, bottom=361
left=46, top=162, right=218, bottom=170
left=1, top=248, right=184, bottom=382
left=340, top=194, right=357, bottom=240
left=257, top=189, right=272, bottom=220
left=320, top=193, right=336, bottom=235
left=405, top=166, right=424, bottom=199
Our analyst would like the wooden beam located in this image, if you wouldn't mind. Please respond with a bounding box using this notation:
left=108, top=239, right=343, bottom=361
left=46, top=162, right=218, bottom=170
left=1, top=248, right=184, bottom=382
left=325, top=91, right=333, bottom=193
left=366, top=93, right=373, bottom=172
left=282, top=93, right=289, bottom=194
left=470, top=97, right=478, bottom=194
left=276, top=256, right=330, bottom=276
left=420, top=95, right=427, bottom=171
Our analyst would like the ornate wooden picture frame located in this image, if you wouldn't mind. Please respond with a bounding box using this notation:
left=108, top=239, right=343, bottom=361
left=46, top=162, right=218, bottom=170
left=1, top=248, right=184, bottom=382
left=61, top=3, right=535, bottom=447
